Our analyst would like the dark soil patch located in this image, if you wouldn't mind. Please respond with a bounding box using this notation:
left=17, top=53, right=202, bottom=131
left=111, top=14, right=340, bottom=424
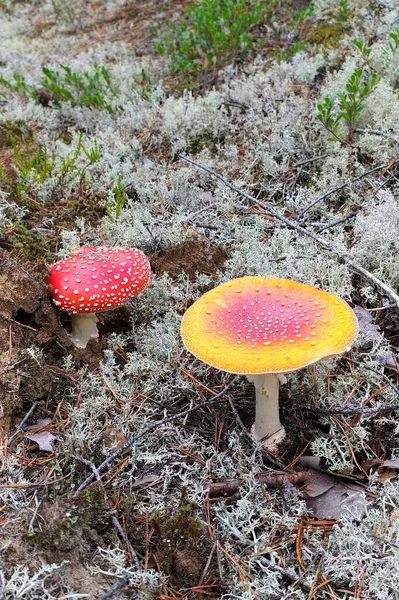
left=2, top=498, right=113, bottom=597
left=150, top=238, right=229, bottom=280
left=0, top=253, right=107, bottom=440
left=46, top=0, right=191, bottom=56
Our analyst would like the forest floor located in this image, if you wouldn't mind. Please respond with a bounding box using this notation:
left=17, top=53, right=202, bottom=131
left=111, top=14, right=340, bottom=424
left=1, top=0, right=399, bottom=598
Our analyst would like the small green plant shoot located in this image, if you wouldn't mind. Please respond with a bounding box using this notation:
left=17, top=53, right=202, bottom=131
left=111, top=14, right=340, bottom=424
left=154, top=0, right=275, bottom=75
left=0, top=63, right=120, bottom=112
left=316, top=68, right=379, bottom=143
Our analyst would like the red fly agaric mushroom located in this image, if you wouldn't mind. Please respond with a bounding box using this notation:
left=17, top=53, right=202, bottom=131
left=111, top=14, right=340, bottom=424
left=181, top=276, right=358, bottom=450
left=49, top=246, right=151, bottom=348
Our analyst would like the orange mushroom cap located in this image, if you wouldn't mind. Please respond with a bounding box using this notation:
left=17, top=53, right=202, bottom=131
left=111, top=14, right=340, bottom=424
left=181, top=276, right=359, bottom=375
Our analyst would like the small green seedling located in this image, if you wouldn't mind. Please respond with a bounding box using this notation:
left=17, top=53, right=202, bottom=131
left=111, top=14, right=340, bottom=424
left=316, top=68, right=380, bottom=143
left=0, top=63, right=121, bottom=112
left=155, top=0, right=275, bottom=75
left=106, top=176, right=128, bottom=221
left=353, top=38, right=372, bottom=59
left=389, top=29, right=399, bottom=53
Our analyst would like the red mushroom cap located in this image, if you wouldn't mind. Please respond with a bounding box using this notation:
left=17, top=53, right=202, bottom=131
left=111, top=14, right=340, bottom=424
left=181, top=276, right=359, bottom=375
left=49, top=246, right=150, bottom=313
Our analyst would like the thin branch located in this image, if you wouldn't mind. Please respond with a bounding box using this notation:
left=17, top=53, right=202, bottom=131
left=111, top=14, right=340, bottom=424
left=178, top=154, right=399, bottom=308
left=259, top=557, right=312, bottom=592
left=7, top=401, right=38, bottom=446
left=367, top=303, right=398, bottom=312
left=292, top=153, right=329, bottom=168
left=199, top=542, right=216, bottom=585
left=317, top=209, right=360, bottom=232
left=342, top=356, right=399, bottom=396
left=97, top=575, right=131, bottom=600
left=74, top=376, right=241, bottom=495
left=302, top=356, right=399, bottom=416
left=355, top=128, right=399, bottom=145
left=301, top=402, right=399, bottom=416
left=298, top=163, right=390, bottom=219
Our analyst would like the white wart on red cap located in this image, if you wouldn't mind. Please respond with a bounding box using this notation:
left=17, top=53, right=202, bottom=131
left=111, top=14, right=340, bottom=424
left=49, top=246, right=151, bottom=313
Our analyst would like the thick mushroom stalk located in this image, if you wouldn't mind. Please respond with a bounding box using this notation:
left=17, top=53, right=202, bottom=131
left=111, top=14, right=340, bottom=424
left=247, top=373, right=287, bottom=449
left=71, top=313, right=98, bottom=348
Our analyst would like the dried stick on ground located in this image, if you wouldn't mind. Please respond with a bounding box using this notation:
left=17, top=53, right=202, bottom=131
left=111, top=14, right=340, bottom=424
left=97, top=574, right=131, bottom=600
left=297, top=163, right=391, bottom=219
left=355, top=128, right=399, bottom=145
left=7, top=401, right=38, bottom=446
left=302, top=402, right=399, bottom=416
left=178, top=154, right=399, bottom=308
left=207, top=472, right=311, bottom=497
left=302, top=356, right=399, bottom=416
left=74, top=376, right=241, bottom=495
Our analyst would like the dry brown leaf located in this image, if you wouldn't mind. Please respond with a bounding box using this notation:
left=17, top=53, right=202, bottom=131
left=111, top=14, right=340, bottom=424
left=381, top=351, right=399, bottom=374
left=25, top=430, right=55, bottom=452
left=300, top=455, right=365, bottom=482
left=131, top=474, right=160, bottom=490
left=304, top=469, right=366, bottom=520
left=102, top=425, right=128, bottom=449
left=353, top=305, right=380, bottom=351
left=360, top=457, right=399, bottom=482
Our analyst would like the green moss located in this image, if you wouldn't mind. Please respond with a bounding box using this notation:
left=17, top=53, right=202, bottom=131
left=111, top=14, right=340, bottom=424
left=186, top=132, right=222, bottom=154
left=305, top=21, right=350, bottom=48
left=6, top=222, right=50, bottom=262
left=150, top=495, right=203, bottom=554
left=161, top=502, right=203, bottom=544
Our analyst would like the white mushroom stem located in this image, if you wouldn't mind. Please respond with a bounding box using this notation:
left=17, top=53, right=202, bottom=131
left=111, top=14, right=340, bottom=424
left=70, top=313, right=99, bottom=349
left=246, top=373, right=287, bottom=450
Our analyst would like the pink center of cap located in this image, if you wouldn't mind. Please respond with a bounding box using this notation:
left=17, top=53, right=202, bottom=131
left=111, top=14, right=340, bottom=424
left=210, top=285, right=323, bottom=343
left=49, top=246, right=151, bottom=313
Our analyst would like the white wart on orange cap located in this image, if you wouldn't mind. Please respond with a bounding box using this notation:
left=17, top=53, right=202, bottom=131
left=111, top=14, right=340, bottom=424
left=49, top=247, right=150, bottom=313
left=181, top=276, right=359, bottom=375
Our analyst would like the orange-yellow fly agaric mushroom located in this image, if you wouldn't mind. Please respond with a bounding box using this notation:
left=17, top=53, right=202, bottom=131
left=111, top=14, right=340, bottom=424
left=181, top=276, right=359, bottom=450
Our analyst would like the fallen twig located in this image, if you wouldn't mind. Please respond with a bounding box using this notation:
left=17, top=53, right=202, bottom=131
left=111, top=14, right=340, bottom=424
left=97, top=575, right=131, bottom=600
left=301, top=357, right=399, bottom=416
left=355, top=128, right=399, bottom=145
left=317, top=209, right=360, bottom=232
left=343, top=356, right=399, bottom=396
left=297, top=162, right=395, bottom=219
left=178, top=154, right=399, bottom=308
left=7, top=401, right=38, bottom=446
left=74, top=377, right=240, bottom=495
left=302, top=402, right=399, bottom=416
left=259, top=557, right=313, bottom=592
left=292, top=154, right=329, bottom=168
left=367, top=303, right=398, bottom=312
left=207, top=472, right=311, bottom=497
